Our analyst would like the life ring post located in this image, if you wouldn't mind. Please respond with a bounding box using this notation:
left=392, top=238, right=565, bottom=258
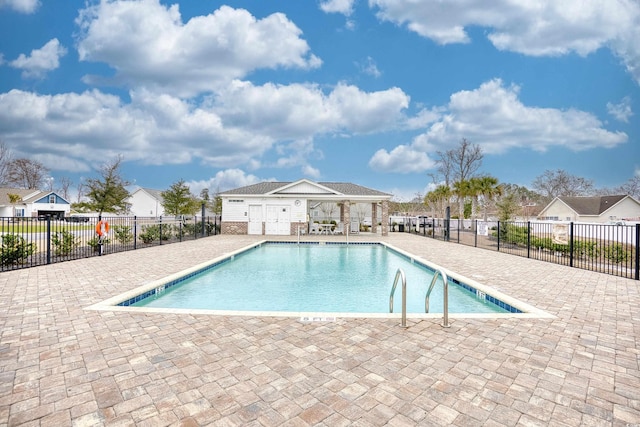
left=96, top=217, right=110, bottom=256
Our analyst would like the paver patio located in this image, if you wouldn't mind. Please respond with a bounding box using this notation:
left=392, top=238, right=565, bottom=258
left=0, top=233, right=638, bottom=426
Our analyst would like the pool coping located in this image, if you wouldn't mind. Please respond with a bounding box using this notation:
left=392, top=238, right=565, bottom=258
left=85, top=240, right=555, bottom=320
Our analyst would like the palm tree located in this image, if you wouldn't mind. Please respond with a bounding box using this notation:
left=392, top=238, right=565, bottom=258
left=475, top=175, right=502, bottom=221
left=7, top=193, right=21, bottom=218
left=425, top=185, right=452, bottom=218
left=452, top=180, right=472, bottom=220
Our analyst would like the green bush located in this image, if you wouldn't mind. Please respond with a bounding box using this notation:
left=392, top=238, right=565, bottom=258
left=51, top=230, right=78, bottom=256
left=603, top=243, right=630, bottom=264
left=1, top=234, right=36, bottom=265
left=88, top=236, right=110, bottom=252
left=139, top=224, right=172, bottom=244
left=573, top=240, right=599, bottom=258
left=112, top=225, right=133, bottom=244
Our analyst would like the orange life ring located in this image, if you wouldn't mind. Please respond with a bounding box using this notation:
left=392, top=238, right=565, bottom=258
left=96, top=220, right=110, bottom=236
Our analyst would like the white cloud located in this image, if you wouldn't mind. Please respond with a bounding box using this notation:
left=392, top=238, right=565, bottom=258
left=0, top=0, right=39, bottom=13
left=404, top=107, right=442, bottom=130
left=369, top=0, right=640, bottom=84
left=302, top=164, right=321, bottom=179
left=75, top=2, right=321, bottom=97
left=9, top=39, right=67, bottom=79
left=320, top=0, right=356, bottom=16
left=370, top=78, right=628, bottom=173
left=421, top=79, right=627, bottom=153
left=607, top=96, right=633, bottom=122
left=369, top=144, right=435, bottom=173
left=358, top=56, right=381, bottom=78
left=186, top=169, right=264, bottom=195
left=0, top=79, right=409, bottom=175
left=215, top=80, right=409, bottom=138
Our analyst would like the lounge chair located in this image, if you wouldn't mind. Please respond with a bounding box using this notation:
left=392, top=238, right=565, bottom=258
left=334, top=222, right=344, bottom=234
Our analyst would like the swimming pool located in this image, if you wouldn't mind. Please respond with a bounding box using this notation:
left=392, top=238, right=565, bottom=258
left=90, top=241, right=548, bottom=318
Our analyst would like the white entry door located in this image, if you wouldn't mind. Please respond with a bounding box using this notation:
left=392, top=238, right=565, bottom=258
left=248, top=205, right=263, bottom=235
left=265, top=205, right=291, bottom=235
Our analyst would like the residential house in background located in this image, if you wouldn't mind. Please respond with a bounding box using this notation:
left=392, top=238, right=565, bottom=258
left=0, top=188, right=71, bottom=219
left=538, top=195, right=640, bottom=223
left=127, top=188, right=165, bottom=217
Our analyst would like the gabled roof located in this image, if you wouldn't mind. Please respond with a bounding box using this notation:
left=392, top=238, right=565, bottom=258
left=557, top=195, right=629, bottom=216
left=0, top=188, right=44, bottom=205
left=131, top=188, right=164, bottom=201
left=221, top=180, right=392, bottom=198
left=0, top=188, right=71, bottom=206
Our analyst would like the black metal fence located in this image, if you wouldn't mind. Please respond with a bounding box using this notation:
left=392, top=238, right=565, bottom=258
left=396, top=217, right=639, bottom=280
left=0, top=215, right=221, bottom=272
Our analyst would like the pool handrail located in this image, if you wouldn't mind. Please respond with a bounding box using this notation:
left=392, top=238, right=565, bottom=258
left=425, top=268, right=450, bottom=328
left=388, top=268, right=408, bottom=327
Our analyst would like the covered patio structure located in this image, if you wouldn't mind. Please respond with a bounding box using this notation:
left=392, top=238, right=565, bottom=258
left=219, top=179, right=392, bottom=236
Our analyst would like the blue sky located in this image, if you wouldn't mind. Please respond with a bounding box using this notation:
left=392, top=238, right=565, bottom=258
left=0, top=0, right=638, bottom=201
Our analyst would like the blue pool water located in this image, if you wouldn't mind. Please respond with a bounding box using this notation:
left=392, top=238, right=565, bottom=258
left=129, top=243, right=512, bottom=314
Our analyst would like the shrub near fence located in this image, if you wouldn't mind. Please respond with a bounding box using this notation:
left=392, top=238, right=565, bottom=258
left=407, top=218, right=639, bottom=280
left=0, top=215, right=221, bottom=272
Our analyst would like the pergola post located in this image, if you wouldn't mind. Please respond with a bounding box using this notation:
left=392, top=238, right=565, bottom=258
left=381, top=200, right=389, bottom=236
left=342, top=201, right=351, bottom=233
left=371, top=202, right=378, bottom=234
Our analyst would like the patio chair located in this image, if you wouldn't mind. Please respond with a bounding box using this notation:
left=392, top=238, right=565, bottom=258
left=310, top=223, right=320, bottom=235
left=334, top=222, right=344, bottom=234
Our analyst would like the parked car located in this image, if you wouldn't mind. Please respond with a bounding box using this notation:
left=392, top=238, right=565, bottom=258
left=65, top=215, right=90, bottom=223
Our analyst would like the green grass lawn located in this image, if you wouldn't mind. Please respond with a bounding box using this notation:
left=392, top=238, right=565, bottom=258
left=0, top=223, right=94, bottom=233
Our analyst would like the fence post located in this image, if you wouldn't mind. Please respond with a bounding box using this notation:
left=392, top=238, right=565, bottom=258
left=445, top=207, right=450, bottom=241
left=497, top=221, right=500, bottom=252
left=201, top=203, right=206, bottom=238
left=635, top=224, right=639, bottom=281
left=569, top=222, right=574, bottom=268
left=159, top=216, right=163, bottom=246
left=46, top=215, right=51, bottom=265
left=474, top=220, right=477, bottom=247
left=527, top=221, right=531, bottom=258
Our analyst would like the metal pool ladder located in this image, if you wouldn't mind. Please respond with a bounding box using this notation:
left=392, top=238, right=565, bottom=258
left=389, top=268, right=450, bottom=328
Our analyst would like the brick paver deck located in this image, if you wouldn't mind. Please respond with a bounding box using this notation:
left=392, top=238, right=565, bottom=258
left=1, top=233, right=638, bottom=426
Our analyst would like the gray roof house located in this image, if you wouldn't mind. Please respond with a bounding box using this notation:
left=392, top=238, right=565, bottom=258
left=538, top=195, right=640, bottom=223
left=0, top=188, right=71, bottom=219
left=219, top=179, right=392, bottom=236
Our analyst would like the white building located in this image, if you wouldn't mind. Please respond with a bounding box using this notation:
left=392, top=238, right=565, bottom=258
left=127, top=188, right=165, bottom=217
left=538, top=195, right=640, bottom=223
left=220, top=179, right=392, bottom=236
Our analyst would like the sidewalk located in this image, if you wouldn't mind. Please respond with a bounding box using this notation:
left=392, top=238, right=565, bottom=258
left=1, top=233, right=638, bottom=426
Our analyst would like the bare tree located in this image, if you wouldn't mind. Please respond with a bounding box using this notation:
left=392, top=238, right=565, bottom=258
left=435, top=138, right=483, bottom=186
left=57, top=177, right=72, bottom=201
left=6, top=158, right=49, bottom=189
left=531, top=169, right=594, bottom=203
left=0, top=141, right=12, bottom=186
left=319, top=202, right=337, bottom=220
left=76, top=181, right=87, bottom=204
left=620, top=176, right=640, bottom=200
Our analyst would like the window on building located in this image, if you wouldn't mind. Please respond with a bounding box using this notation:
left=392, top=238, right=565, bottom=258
left=49, top=195, right=56, bottom=204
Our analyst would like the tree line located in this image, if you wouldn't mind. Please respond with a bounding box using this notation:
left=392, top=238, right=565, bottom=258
left=0, top=141, right=221, bottom=218
left=1, top=138, right=638, bottom=220
left=421, top=138, right=640, bottom=222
